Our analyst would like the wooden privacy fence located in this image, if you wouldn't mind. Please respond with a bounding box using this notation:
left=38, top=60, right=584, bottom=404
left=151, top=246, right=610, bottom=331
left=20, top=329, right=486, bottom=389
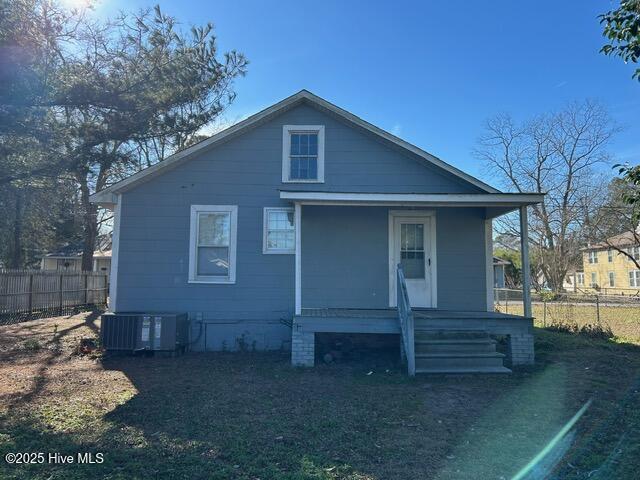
left=0, top=270, right=108, bottom=324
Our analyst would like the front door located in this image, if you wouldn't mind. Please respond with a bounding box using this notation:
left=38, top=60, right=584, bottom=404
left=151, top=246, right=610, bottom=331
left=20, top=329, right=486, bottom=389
left=392, top=215, right=433, bottom=307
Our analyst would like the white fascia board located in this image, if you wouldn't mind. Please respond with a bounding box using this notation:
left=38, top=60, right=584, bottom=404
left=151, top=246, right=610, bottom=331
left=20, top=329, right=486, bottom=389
left=279, top=191, right=544, bottom=206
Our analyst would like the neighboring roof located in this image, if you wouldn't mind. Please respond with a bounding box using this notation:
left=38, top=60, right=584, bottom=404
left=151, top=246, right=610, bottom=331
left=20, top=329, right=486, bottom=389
left=583, top=231, right=639, bottom=250
left=90, top=90, right=501, bottom=206
left=42, top=234, right=112, bottom=259
left=43, top=250, right=112, bottom=260
left=493, top=257, right=510, bottom=266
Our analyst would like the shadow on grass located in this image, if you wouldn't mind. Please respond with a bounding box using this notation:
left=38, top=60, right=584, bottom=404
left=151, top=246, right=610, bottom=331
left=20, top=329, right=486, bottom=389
left=1, top=309, right=102, bottom=409
left=2, top=326, right=640, bottom=480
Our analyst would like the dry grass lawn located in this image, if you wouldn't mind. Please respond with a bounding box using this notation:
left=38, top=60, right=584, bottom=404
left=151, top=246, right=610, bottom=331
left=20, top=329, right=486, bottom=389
left=1, top=311, right=640, bottom=479
left=496, top=302, right=640, bottom=344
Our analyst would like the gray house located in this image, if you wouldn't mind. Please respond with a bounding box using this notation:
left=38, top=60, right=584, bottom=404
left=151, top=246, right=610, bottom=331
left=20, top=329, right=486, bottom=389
left=91, top=90, right=542, bottom=375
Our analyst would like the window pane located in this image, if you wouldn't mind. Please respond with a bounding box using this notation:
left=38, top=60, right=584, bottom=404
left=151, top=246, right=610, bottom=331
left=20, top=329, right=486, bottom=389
left=266, top=209, right=295, bottom=251
left=308, top=134, right=318, bottom=155
left=290, top=158, right=300, bottom=179
left=288, top=131, right=319, bottom=181
left=308, top=157, right=317, bottom=179
left=289, top=156, right=319, bottom=180
left=198, top=213, right=230, bottom=246
left=298, top=157, right=309, bottom=179
left=300, top=134, right=308, bottom=155
left=197, top=246, right=229, bottom=276
left=268, top=211, right=294, bottom=231
left=290, top=134, right=300, bottom=155
left=267, top=231, right=294, bottom=249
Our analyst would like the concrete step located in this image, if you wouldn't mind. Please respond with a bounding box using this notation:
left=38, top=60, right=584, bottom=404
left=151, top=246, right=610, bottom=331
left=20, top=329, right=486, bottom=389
left=416, top=366, right=512, bottom=374
left=414, top=330, right=490, bottom=340
left=414, top=338, right=497, bottom=354
left=415, top=352, right=506, bottom=370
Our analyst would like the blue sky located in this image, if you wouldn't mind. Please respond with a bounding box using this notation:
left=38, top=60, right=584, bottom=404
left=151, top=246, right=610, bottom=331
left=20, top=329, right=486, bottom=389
left=91, top=0, right=639, bottom=184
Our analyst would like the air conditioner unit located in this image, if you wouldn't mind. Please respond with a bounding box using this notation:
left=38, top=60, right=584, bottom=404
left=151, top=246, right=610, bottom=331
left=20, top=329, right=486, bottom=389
left=101, top=312, right=189, bottom=353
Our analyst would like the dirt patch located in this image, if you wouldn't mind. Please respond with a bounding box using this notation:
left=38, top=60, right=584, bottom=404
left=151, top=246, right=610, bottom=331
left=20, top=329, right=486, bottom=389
left=1, top=312, right=639, bottom=479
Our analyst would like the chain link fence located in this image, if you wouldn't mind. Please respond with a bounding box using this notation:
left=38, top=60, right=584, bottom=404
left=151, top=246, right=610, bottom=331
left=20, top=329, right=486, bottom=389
left=495, top=288, right=640, bottom=342
left=0, top=270, right=108, bottom=325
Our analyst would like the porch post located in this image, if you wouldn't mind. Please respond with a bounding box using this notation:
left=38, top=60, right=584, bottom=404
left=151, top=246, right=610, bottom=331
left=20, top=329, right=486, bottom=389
left=295, top=202, right=301, bottom=315
left=485, top=219, right=494, bottom=312
left=519, top=205, right=532, bottom=318
left=109, top=194, right=122, bottom=312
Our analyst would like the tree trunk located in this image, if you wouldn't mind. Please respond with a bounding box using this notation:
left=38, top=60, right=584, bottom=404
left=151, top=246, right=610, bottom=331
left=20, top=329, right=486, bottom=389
left=78, top=173, right=97, bottom=272
left=9, top=187, right=24, bottom=269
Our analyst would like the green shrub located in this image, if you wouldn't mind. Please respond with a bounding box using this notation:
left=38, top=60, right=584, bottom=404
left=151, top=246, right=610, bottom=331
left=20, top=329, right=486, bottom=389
left=22, top=338, right=41, bottom=351
left=546, top=321, right=614, bottom=340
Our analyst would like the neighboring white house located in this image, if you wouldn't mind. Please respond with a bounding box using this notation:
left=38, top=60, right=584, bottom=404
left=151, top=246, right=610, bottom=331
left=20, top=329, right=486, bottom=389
left=493, top=257, right=509, bottom=288
left=40, top=235, right=112, bottom=279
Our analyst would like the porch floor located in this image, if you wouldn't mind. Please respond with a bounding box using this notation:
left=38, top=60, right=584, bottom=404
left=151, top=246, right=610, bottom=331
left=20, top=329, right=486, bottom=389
left=300, top=308, right=525, bottom=320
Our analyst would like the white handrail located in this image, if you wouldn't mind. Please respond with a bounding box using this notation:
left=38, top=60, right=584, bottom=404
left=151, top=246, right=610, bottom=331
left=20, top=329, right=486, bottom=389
left=396, top=264, right=415, bottom=376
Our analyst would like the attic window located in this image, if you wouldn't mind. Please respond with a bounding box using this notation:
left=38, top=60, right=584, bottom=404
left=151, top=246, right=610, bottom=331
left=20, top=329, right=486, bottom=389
left=282, top=125, right=325, bottom=183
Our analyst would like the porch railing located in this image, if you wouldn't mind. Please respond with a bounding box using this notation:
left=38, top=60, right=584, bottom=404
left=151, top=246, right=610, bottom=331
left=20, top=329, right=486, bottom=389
left=396, top=264, right=415, bottom=376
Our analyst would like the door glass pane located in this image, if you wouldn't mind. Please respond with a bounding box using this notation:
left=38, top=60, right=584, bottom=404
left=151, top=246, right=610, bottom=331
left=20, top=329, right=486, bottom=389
left=197, top=246, right=229, bottom=276
left=401, top=251, right=425, bottom=278
left=400, top=223, right=425, bottom=279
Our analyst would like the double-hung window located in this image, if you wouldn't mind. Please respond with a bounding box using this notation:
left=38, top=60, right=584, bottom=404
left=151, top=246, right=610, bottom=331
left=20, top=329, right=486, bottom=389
left=588, top=251, right=598, bottom=264
left=189, top=205, right=237, bottom=283
left=282, top=125, right=325, bottom=183
left=630, top=270, right=640, bottom=287
left=590, top=272, right=598, bottom=288
left=263, top=207, right=295, bottom=254
left=628, top=246, right=640, bottom=262
left=608, top=271, right=615, bottom=287
left=608, top=249, right=614, bottom=262
left=576, top=272, right=584, bottom=286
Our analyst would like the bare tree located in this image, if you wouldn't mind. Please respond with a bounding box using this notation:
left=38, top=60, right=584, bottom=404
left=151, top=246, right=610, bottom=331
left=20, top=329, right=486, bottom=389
left=475, top=100, right=618, bottom=291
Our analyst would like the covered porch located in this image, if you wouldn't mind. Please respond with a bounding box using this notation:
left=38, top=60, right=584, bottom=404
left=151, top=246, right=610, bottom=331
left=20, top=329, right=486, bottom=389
left=292, top=308, right=535, bottom=373
left=282, top=191, right=543, bottom=374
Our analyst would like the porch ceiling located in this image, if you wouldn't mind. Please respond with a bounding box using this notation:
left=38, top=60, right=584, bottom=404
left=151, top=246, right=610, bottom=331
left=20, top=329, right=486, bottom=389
left=280, top=191, right=544, bottom=218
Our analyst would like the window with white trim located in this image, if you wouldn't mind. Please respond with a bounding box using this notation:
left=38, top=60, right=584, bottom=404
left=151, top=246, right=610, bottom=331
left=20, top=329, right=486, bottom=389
left=608, top=271, right=615, bottom=287
left=630, top=270, right=640, bottom=287
left=189, top=205, right=237, bottom=283
left=590, top=272, right=598, bottom=288
left=588, top=251, right=598, bottom=264
left=628, top=246, right=640, bottom=261
left=608, top=249, right=614, bottom=262
left=263, top=207, right=295, bottom=254
left=576, top=272, right=584, bottom=286
left=282, top=125, right=325, bottom=183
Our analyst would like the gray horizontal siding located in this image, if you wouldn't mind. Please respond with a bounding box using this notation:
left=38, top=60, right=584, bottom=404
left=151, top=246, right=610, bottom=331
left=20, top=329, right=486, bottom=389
left=115, top=101, right=488, bottom=350
left=301, top=206, right=488, bottom=312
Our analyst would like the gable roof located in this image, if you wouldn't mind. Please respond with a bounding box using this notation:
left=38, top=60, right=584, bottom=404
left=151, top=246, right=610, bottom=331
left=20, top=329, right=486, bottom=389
left=90, top=90, right=500, bottom=205
left=583, top=231, right=639, bottom=251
